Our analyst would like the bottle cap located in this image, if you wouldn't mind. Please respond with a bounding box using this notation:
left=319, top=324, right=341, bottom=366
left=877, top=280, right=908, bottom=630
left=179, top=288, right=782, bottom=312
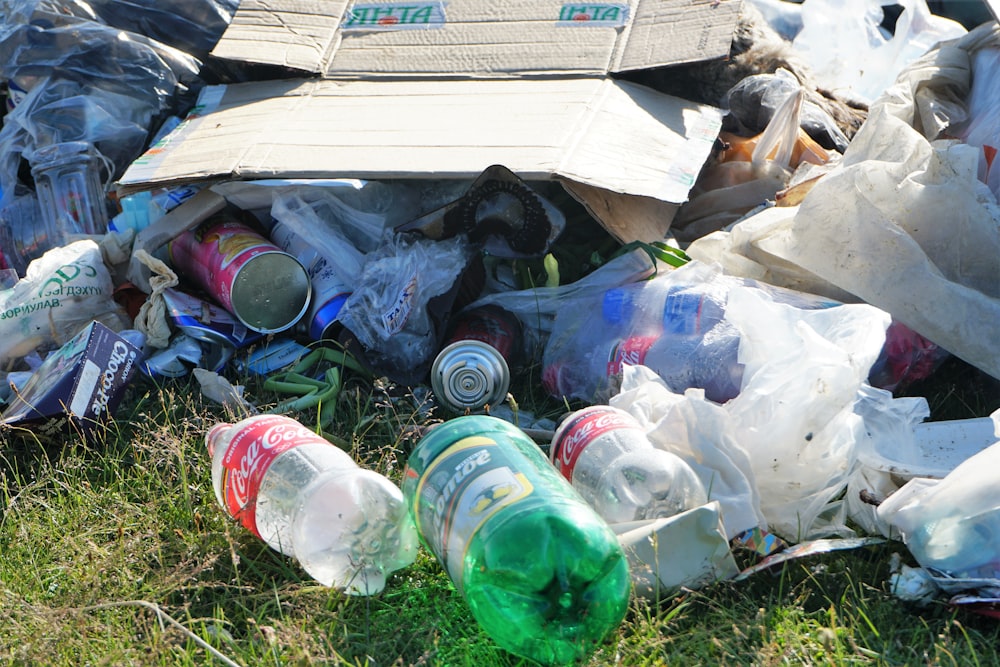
left=602, top=287, right=634, bottom=325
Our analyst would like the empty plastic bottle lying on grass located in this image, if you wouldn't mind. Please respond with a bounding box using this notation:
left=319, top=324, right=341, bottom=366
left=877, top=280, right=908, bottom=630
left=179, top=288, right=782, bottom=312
left=206, top=414, right=419, bottom=596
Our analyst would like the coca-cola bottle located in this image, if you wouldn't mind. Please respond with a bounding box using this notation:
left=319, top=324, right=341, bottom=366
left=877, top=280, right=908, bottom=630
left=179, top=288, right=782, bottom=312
left=550, top=405, right=707, bottom=524
left=206, top=414, right=419, bottom=595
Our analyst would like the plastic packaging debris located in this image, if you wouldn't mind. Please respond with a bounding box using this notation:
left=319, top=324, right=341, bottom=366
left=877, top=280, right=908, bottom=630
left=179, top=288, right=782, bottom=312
left=603, top=266, right=895, bottom=543
left=0, top=239, right=131, bottom=371
left=673, top=83, right=830, bottom=242
left=207, top=414, right=419, bottom=595
left=614, top=501, right=739, bottom=599
left=269, top=191, right=378, bottom=341
left=790, top=0, right=967, bottom=105
left=686, top=23, right=1000, bottom=382
left=877, top=418, right=1000, bottom=589
left=337, top=232, right=482, bottom=385
left=27, top=140, right=109, bottom=240
left=734, top=537, right=887, bottom=580
left=947, top=44, right=1000, bottom=202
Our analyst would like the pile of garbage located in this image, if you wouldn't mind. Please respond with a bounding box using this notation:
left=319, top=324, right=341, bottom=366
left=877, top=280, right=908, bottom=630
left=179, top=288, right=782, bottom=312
left=1, top=0, right=999, bottom=663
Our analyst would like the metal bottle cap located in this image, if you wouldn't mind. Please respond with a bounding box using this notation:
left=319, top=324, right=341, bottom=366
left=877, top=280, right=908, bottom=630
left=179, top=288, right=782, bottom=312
left=430, top=340, right=510, bottom=413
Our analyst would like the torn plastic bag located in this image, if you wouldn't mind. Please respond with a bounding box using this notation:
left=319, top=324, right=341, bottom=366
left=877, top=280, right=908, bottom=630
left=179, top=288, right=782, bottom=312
left=612, top=365, right=765, bottom=541
left=673, top=84, right=829, bottom=243
left=791, top=0, right=967, bottom=105
left=337, top=232, right=483, bottom=386
left=687, top=23, right=1000, bottom=382
left=0, top=239, right=131, bottom=371
left=947, top=45, right=1000, bottom=202
left=605, top=271, right=891, bottom=542
left=26, top=0, right=240, bottom=60
left=724, top=68, right=851, bottom=152
left=877, top=414, right=1000, bottom=589
left=613, top=501, right=739, bottom=599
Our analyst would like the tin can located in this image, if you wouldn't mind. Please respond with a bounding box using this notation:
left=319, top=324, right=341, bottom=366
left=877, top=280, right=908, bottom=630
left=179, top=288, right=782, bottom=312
left=270, top=220, right=352, bottom=341
left=169, top=218, right=311, bottom=334
left=430, top=305, right=520, bottom=413
left=162, top=287, right=263, bottom=350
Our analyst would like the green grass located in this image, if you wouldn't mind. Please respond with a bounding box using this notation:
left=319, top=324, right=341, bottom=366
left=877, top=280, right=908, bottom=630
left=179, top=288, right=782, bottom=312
left=0, top=346, right=998, bottom=666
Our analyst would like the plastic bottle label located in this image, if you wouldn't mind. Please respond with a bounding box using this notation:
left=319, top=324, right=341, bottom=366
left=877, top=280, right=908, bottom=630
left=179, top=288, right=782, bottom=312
left=607, top=335, right=656, bottom=376
left=411, top=435, right=533, bottom=591
left=219, top=415, right=326, bottom=538
left=551, top=407, right=639, bottom=481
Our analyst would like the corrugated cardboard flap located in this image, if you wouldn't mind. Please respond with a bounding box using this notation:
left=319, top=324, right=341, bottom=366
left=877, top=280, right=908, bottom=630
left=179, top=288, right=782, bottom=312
left=211, top=0, right=743, bottom=76
left=119, top=77, right=721, bottom=208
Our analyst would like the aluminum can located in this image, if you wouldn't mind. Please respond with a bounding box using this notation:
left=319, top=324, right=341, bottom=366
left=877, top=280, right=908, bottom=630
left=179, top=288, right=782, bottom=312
left=430, top=305, right=520, bottom=412
left=269, top=219, right=352, bottom=341
left=169, top=218, right=311, bottom=334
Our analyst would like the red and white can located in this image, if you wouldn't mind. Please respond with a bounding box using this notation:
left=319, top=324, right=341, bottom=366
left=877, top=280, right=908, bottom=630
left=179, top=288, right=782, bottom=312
left=169, top=217, right=311, bottom=334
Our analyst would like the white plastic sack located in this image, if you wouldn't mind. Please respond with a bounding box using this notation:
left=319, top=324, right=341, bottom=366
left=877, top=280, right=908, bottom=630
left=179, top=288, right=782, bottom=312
left=612, top=283, right=890, bottom=542
left=0, top=239, right=131, bottom=370
left=688, top=23, right=1000, bottom=381
left=791, top=0, right=967, bottom=105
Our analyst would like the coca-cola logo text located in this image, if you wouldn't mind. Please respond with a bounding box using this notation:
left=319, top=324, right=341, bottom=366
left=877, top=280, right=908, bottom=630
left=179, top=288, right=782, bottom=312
left=555, top=408, right=633, bottom=479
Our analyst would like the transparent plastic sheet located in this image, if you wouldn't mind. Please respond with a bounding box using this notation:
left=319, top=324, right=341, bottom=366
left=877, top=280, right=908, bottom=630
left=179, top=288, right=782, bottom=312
left=27, top=0, right=240, bottom=59
left=603, top=268, right=892, bottom=542
left=877, top=413, right=1000, bottom=589
left=0, top=6, right=201, bottom=215
left=687, top=23, right=1000, bottom=382
left=673, top=83, right=829, bottom=243
left=948, top=46, right=1000, bottom=202
left=790, top=0, right=967, bottom=105
left=337, top=232, right=477, bottom=384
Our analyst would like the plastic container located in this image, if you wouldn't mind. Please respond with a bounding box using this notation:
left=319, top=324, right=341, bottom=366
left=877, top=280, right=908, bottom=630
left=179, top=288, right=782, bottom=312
left=550, top=405, right=707, bottom=524
left=29, top=141, right=109, bottom=240
left=402, top=415, right=631, bottom=664
left=207, top=414, right=419, bottom=595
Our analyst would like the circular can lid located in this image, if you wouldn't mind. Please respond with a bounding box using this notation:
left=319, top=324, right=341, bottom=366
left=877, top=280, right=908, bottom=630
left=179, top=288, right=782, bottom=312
left=230, top=251, right=312, bottom=333
left=430, top=339, right=510, bottom=413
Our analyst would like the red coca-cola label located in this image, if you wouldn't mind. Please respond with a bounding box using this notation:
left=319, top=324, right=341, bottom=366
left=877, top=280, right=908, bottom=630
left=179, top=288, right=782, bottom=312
left=551, top=406, right=640, bottom=481
left=607, top=335, right=657, bottom=376
left=447, top=306, right=520, bottom=361
left=218, top=415, right=327, bottom=537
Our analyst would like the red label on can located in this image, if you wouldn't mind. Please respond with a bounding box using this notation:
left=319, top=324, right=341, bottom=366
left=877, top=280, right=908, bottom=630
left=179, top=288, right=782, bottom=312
left=447, top=305, right=520, bottom=362
left=551, top=406, right=641, bottom=481
left=608, top=335, right=657, bottom=376
left=218, top=415, right=328, bottom=538
left=170, top=219, right=280, bottom=314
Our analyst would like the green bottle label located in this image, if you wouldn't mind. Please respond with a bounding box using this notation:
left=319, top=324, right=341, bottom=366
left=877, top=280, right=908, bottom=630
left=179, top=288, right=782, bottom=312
left=413, top=435, right=533, bottom=591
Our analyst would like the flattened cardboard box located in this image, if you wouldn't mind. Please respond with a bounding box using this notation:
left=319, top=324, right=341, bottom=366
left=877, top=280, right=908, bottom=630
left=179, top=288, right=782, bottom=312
left=212, top=0, right=743, bottom=77
left=119, top=77, right=723, bottom=243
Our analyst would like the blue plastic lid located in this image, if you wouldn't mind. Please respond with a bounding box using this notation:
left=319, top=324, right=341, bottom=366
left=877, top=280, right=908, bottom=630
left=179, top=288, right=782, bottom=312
left=602, top=287, right=634, bottom=324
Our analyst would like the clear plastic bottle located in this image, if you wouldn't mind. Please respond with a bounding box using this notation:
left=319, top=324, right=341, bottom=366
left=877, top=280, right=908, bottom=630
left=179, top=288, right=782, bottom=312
left=206, top=414, right=419, bottom=595
left=402, top=415, right=631, bottom=665
left=550, top=405, right=707, bottom=524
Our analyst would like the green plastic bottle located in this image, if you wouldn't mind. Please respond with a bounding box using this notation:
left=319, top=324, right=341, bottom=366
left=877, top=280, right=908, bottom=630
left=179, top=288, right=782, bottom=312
left=403, top=415, right=631, bottom=665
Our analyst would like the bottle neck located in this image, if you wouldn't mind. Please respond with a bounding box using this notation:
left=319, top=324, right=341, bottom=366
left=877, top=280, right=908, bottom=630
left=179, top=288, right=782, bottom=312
left=205, top=423, right=232, bottom=457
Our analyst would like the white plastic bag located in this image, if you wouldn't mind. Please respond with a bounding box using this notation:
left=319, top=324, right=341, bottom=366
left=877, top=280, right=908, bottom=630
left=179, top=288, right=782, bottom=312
left=688, top=23, right=1000, bottom=381
left=791, top=0, right=967, bottom=104
left=877, top=415, right=1000, bottom=588
left=0, top=239, right=131, bottom=370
